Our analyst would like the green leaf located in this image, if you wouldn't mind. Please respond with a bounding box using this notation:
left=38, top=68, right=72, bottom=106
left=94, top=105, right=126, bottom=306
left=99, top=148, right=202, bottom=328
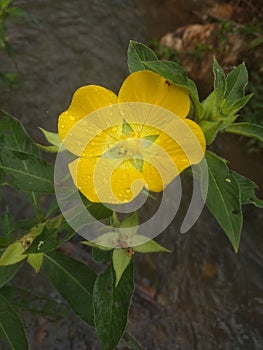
left=224, top=122, right=263, bottom=142
left=93, top=263, right=134, bottom=350
left=0, top=242, right=27, bottom=266
left=0, top=111, right=51, bottom=207
left=0, top=222, right=46, bottom=266
left=127, top=40, right=158, bottom=73
left=199, top=119, right=223, bottom=145
left=0, top=111, right=39, bottom=157
left=200, top=61, right=251, bottom=139
left=25, top=220, right=74, bottom=254
left=231, top=171, right=263, bottom=208
left=38, top=127, right=64, bottom=152
left=0, top=149, right=54, bottom=193
left=0, top=285, right=68, bottom=321
left=119, top=212, right=139, bottom=229
left=0, top=293, right=29, bottom=350
left=0, top=262, right=23, bottom=288
left=143, top=60, right=202, bottom=117
left=112, top=249, right=131, bottom=286
left=44, top=251, right=97, bottom=325
left=82, top=241, right=113, bottom=251
left=92, top=247, right=111, bottom=263
left=225, top=62, right=248, bottom=104
left=213, top=57, right=226, bottom=105
left=27, top=253, right=43, bottom=272
left=132, top=237, right=171, bottom=253
left=224, top=94, right=253, bottom=115
left=203, top=151, right=242, bottom=252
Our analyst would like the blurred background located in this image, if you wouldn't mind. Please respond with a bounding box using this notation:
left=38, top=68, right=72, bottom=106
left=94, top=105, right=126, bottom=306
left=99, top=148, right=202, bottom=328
left=0, top=0, right=262, bottom=349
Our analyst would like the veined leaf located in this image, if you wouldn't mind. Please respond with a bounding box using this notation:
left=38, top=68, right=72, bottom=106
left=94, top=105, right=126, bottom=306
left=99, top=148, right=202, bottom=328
left=224, top=122, right=263, bottom=143
left=0, top=149, right=54, bottom=193
left=127, top=40, right=158, bottom=73
left=0, top=293, right=29, bottom=350
left=0, top=285, right=68, bottom=321
left=93, top=263, right=134, bottom=350
left=0, top=262, right=24, bottom=288
left=44, top=251, right=97, bottom=325
left=231, top=171, right=263, bottom=208
left=25, top=220, right=74, bottom=254
left=0, top=111, right=51, bottom=207
left=203, top=151, right=243, bottom=252
left=225, top=62, right=248, bottom=103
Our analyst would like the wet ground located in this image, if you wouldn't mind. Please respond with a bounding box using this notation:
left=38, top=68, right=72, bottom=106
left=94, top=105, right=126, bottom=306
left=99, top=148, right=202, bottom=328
left=0, top=0, right=262, bottom=349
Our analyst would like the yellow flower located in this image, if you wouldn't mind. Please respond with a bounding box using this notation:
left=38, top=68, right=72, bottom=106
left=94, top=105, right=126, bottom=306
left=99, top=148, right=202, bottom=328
left=58, top=71, right=206, bottom=204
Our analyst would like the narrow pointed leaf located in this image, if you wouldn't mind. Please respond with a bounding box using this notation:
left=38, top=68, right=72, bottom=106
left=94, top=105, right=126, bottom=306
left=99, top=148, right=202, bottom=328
left=132, top=236, right=171, bottom=253
left=0, top=262, right=24, bottom=288
left=224, top=122, right=263, bottom=142
left=93, top=263, right=134, bottom=350
left=203, top=151, right=242, bottom=252
left=112, top=249, right=131, bottom=286
left=0, top=293, right=28, bottom=350
left=44, top=251, right=97, bottom=325
left=231, top=171, right=263, bottom=208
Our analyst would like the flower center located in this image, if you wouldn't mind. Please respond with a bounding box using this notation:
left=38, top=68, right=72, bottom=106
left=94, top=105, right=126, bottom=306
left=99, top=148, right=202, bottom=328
left=118, top=137, right=142, bottom=157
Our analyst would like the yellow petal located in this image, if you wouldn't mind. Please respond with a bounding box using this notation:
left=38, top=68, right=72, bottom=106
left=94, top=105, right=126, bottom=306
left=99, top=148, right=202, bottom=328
left=141, top=161, right=164, bottom=192
left=58, top=85, right=117, bottom=153
left=110, top=160, right=145, bottom=203
left=69, top=157, right=145, bottom=204
left=69, top=157, right=100, bottom=202
left=118, top=70, right=190, bottom=118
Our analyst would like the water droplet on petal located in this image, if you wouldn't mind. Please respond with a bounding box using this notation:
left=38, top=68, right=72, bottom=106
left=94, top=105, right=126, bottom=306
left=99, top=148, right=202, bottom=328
left=60, top=124, right=65, bottom=129
left=69, top=116, right=76, bottom=121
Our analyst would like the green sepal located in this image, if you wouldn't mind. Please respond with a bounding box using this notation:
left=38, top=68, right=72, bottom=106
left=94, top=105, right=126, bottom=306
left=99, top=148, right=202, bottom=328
left=27, top=253, right=43, bottom=272
left=132, top=236, right=171, bottom=253
left=112, top=248, right=132, bottom=286
left=38, top=127, right=64, bottom=152
left=122, top=119, right=134, bottom=136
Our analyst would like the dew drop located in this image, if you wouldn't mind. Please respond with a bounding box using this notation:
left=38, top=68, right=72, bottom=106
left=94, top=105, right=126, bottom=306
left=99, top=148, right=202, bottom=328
left=69, top=116, right=76, bottom=121
left=60, top=124, right=65, bottom=129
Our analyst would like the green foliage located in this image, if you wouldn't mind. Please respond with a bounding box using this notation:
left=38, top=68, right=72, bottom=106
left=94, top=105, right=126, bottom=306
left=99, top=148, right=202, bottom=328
left=93, top=263, right=134, bottom=350
left=44, top=251, right=96, bottom=325
left=127, top=40, right=202, bottom=118
left=203, top=151, right=242, bottom=252
left=0, top=292, right=29, bottom=350
left=0, top=40, right=262, bottom=349
left=112, top=248, right=131, bottom=286
left=200, top=59, right=253, bottom=144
